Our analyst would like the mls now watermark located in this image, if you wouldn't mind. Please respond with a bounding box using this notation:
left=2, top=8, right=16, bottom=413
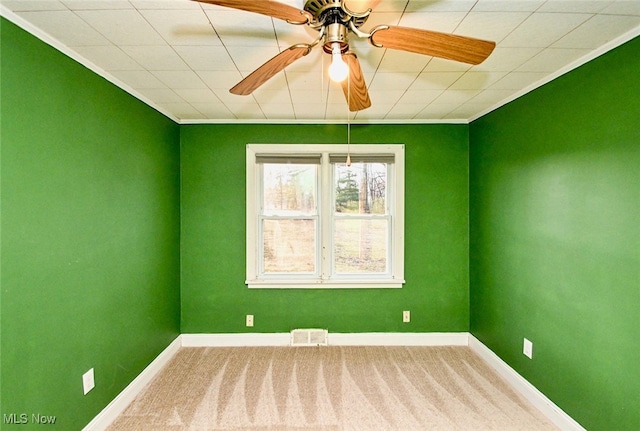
left=4, top=413, right=57, bottom=424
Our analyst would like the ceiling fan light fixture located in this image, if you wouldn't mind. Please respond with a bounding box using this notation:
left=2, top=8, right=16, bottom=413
left=328, top=42, right=349, bottom=82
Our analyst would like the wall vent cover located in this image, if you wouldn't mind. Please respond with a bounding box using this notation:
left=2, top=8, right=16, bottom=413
left=291, top=329, right=328, bottom=346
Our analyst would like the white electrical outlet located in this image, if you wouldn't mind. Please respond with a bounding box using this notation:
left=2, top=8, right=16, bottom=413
left=246, top=314, right=254, bottom=327
left=403, top=310, right=410, bottom=323
left=523, top=338, right=533, bottom=359
left=82, top=368, right=95, bottom=395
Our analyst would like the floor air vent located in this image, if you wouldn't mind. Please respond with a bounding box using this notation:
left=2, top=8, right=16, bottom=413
left=290, top=329, right=328, bottom=346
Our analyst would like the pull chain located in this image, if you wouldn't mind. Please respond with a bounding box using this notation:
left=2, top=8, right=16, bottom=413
left=346, top=62, right=351, bottom=167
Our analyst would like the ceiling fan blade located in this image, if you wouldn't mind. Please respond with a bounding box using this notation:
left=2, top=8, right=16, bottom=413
left=341, top=52, right=371, bottom=112
left=194, top=0, right=310, bottom=24
left=230, top=44, right=312, bottom=95
left=370, top=25, right=496, bottom=65
left=343, top=0, right=381, bottom=13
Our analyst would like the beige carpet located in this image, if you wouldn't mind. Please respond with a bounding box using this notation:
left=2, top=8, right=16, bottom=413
left=107, top=346, right=559, bottom=431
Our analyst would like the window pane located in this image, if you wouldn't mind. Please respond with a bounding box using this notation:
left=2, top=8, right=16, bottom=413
left=264, top=164, right=316, bottom=215
left=263, top=219, right=316, bottom=273
left=334, top=218, right=388, bottom=273
left=335, top=163, right=387, bottom=214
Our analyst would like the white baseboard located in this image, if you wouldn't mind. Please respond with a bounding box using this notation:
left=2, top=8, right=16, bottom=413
left=328, top=332, right=469, bottom=346
left=468, top=335, right=586, bottom=431
left=82, top=336, right=181, bottom=431
left=181, top=332, right=291, bottom=346
left=180, top=332, right=469, bottom=347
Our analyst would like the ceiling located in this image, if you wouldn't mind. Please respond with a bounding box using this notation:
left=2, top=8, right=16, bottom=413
left=2, top=0, right=639, bottom=124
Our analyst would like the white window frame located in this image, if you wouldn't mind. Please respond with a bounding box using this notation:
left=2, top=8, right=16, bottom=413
left=246, top=143, right=404, bottom=289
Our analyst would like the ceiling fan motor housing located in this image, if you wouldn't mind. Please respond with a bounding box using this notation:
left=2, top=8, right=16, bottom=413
left=304, top=0, right=369, bottom=53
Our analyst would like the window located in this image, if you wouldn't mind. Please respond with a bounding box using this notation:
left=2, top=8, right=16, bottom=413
left=246, top=144, right=404, bottom=288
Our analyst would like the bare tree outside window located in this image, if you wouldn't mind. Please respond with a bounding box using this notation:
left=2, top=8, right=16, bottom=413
left=262, top=164, right=317, bottom=274
left=334, top=163, right=388, bottom=274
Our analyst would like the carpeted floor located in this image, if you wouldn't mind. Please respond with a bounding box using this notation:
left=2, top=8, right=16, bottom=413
left=107, top=346, right=559, bottom=430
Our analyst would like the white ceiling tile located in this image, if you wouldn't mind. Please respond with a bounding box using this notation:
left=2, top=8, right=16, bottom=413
left=423, top=57, right=472, bottom=72
left=362, top=11, right=404, bottom=29
left=353, top=104, right=394, bottom=120
left=190, top=103, right=235, bottom=119
left=225, top=101, right=266, bottom=119
left=206, top=10, right=276, bottom=46
left=488, top=71, right=549, bottom=90
left=140, top=9, right=221, bottom=46
left=110, top=70, right=166, bottom=88
left=538, top=1, right=612, bottom=14
left=152, top=70, right=208, bottom=89
left=398, top=12, right=467, bottom=33
left=290, top=89, right=326, bottom=104
left=500, top=12, right=593, bottom=48
left=415, top=102, right=460, bottom=119
left=75, top=9, right=166, bottom=45
left=368, top=72, right=417, bottom=90
left=367, top=89, right=406, bottom=104
left=273, top=20, right=318, bottom=47
left=211, top=88, right=246, bottom=104
left=516, top=48, right=591, bottom=72
left=160, top=102, right=204, bottom=119
left=467, top=89, right=514, bottom=105
left=407, top=0, right=477, bottom=12
left=293, top=104, right=327, bottom=119
left=121, top=45, right=189, bottom=70
left=62, top=1, right=133, bottom=10
left=378, top=49, right=432, bottom=72
left=600, top=1, right=640, bottom=16
left=326, top=88, right=348, bottom=105
left=18, top=11, right=111, bottom=46
left=474, top=47, right=542, bottom=71
left=432, top=89, right=480, bottom=104
left=137, top=87, right=185, bottom=103
left=174, top=45, right=236, bottom=71
left=3, top=1, right=66, bottom=11
left=455, top=12, right=530, bottom=42
left=552, top=14, right=640, bottom=49
left=449, top=71, right=507, bottom=90
left=471, top=0, right=545, bottom=12
left=285, top=71, right=325, bottom=90
left=409, top=71, right=463, bottom=90
left=445, top=102, right=487, bottom=118
left=198, top=71, right=244, bottom=89
left=326, top=103, right=352, bottom=120
left=398, top=89, right=443, bottom=103
left=253, top=89, right=293, bottom=104
left=130, top=0, right=201, bottom=10
left=262, top=103, right=296, bottom=119
left=224, top=45, right=281, bottom=72
left=175, top=88, right=221, bottom=104
left=385, top=103, right=426, bottom=119
left=366, top=0, right=408, bottom=13
left=72, top=45, right=141, bottom=70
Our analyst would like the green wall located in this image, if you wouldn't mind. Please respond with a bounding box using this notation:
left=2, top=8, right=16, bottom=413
left=1, top=19, right=181, bottom=429
left=469, top=36, right=640, bottom=431
left=181, top=124, right=470, bottom=333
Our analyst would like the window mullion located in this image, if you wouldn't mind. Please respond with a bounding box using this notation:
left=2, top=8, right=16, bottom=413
left=320, top=152, right=332, bottom=281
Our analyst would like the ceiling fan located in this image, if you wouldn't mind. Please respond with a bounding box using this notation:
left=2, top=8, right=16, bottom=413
left=195, top=0, right=496, bottom=111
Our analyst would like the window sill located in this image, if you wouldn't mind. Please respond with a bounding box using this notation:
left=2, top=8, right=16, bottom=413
left=246, top=279, right=405, bottom=289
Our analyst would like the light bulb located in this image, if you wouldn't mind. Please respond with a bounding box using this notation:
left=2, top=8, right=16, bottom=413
left=328, top=43, right=348, bottom=82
